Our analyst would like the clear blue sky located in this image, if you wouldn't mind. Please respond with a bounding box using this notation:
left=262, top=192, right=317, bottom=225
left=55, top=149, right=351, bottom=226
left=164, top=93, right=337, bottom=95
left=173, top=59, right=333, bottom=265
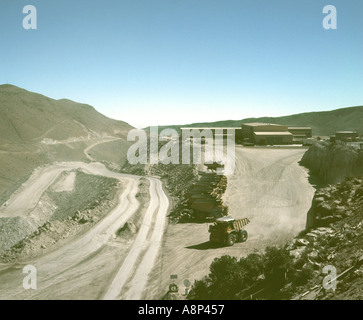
left=1, top=0, right=362, bottom=128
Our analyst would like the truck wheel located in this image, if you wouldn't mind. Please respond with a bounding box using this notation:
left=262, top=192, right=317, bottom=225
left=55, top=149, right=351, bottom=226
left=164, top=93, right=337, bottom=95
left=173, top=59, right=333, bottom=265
left=237, top=230, right=248, bottom=243
left=225, top=234, right=236, bottom=246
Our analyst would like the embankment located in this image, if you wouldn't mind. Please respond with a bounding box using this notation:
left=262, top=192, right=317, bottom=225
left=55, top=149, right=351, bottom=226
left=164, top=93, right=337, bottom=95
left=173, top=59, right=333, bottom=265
left=300, top=141, right=363, bottom=185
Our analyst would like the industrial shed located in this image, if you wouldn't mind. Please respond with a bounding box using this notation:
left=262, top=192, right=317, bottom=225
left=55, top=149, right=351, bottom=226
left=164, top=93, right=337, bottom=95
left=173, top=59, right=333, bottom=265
left=288, top=127, right=312, bottom=138
left=335, top=131, right=359, bottom=142
left=253, top=131, right=293, bottom=145
left=241, top=123, right=293, bottom=145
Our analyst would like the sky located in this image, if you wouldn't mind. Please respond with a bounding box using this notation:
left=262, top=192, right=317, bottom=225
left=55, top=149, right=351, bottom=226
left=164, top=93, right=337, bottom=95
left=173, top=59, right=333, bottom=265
left=1, top=0, right=362, bottom=128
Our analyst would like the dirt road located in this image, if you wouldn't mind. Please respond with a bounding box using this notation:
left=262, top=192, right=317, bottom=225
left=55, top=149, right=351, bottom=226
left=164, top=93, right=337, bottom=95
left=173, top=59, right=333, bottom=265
left=144, top=146, right=315, bottom=299
left=0, top=145, right=314, bottom=300
left=83, top=137, right=122, bottom=162
left=104, top=178, right=169, bottom=300
left=0, top=162, right=169, bottom=300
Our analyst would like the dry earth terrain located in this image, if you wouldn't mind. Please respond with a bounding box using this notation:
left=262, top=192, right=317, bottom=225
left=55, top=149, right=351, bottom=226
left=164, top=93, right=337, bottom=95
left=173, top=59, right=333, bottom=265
left=144, top=146, right=315, bottom=299
left=0, top=143, right=314, bottom=300
left=0, top=85, right=319, bottom=300
left=0, top=161, right=169, bottom=300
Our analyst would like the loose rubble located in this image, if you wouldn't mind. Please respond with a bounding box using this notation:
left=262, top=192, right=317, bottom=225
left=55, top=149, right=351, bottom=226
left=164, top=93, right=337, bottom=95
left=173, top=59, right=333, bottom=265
left=170, top=170, right=228, bottom=223
left=283, top=177, right=363, bottom=300
left=0, top=172, right=119, bottom=263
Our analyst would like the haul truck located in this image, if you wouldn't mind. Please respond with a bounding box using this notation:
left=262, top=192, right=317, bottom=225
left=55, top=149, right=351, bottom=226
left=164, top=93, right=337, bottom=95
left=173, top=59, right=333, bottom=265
left=209, top=216, right=250, bottom=246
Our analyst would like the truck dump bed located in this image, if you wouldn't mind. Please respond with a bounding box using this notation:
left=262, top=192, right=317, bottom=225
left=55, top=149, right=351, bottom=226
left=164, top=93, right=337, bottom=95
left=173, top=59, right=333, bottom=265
left=233, top=218, right=250, bottom=231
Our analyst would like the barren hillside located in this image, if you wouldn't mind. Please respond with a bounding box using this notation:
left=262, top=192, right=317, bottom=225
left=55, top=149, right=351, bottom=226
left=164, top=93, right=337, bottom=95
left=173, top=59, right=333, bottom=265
left=0, top=85, right=133, bottom=202
left=0, top=84, right=132, bottom=143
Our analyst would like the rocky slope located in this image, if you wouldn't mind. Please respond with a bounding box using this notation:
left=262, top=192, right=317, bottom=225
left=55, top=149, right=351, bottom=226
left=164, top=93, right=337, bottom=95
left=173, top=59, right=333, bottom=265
left=285, top=177, right=363, bottom=300
left=0, top=171, right=118, bottom=256
left=300, top=141, right=363, bottom=185
left=306, top=177, right=363, bottom=229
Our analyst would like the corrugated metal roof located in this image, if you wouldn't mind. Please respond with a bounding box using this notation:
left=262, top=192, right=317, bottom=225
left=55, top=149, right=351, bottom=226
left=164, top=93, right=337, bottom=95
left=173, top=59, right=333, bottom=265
left=254, top=131, right=293, bottom=136
left=288, top=127, right=312, bottom=130
left=336, top=131, right=358, bottom=134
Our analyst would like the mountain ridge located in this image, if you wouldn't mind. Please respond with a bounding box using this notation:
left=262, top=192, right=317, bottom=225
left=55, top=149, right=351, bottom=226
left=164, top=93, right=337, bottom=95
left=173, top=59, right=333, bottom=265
left=0, top=84, right=133, bottom=144
left=0, top=84, right=133, bottom=199
left=150, top=105, right=363, bottom=136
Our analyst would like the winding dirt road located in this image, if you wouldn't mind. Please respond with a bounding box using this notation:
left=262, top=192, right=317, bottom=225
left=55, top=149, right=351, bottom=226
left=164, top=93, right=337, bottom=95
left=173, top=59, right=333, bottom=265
left=0, top=161, right=169, bottom=300
left=0, top=143, right=314, bottom=300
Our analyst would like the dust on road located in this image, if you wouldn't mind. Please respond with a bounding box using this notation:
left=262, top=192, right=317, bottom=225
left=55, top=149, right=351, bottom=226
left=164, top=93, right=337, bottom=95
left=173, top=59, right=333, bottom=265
left=144, top=146, right=315, bottom=299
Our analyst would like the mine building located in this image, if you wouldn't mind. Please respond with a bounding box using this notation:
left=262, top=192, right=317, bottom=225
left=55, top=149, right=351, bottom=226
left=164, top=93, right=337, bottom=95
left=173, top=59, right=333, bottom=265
left=288, top=127, right=313, bottom=142
left=241, top=123, right=293, bottom=145
left=335, top=131, right=359, bottom=142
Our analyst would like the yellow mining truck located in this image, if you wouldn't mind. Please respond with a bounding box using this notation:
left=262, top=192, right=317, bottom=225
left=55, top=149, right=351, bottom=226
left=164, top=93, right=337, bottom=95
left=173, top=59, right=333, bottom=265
left=209, top=216, right=250, bottom=246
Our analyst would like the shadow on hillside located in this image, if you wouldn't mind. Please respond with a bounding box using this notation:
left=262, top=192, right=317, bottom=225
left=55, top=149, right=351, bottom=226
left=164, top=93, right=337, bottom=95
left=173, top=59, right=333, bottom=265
left=298, top=161, right=326, bottom=189
left=306, top=172, right=325, bottom=189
